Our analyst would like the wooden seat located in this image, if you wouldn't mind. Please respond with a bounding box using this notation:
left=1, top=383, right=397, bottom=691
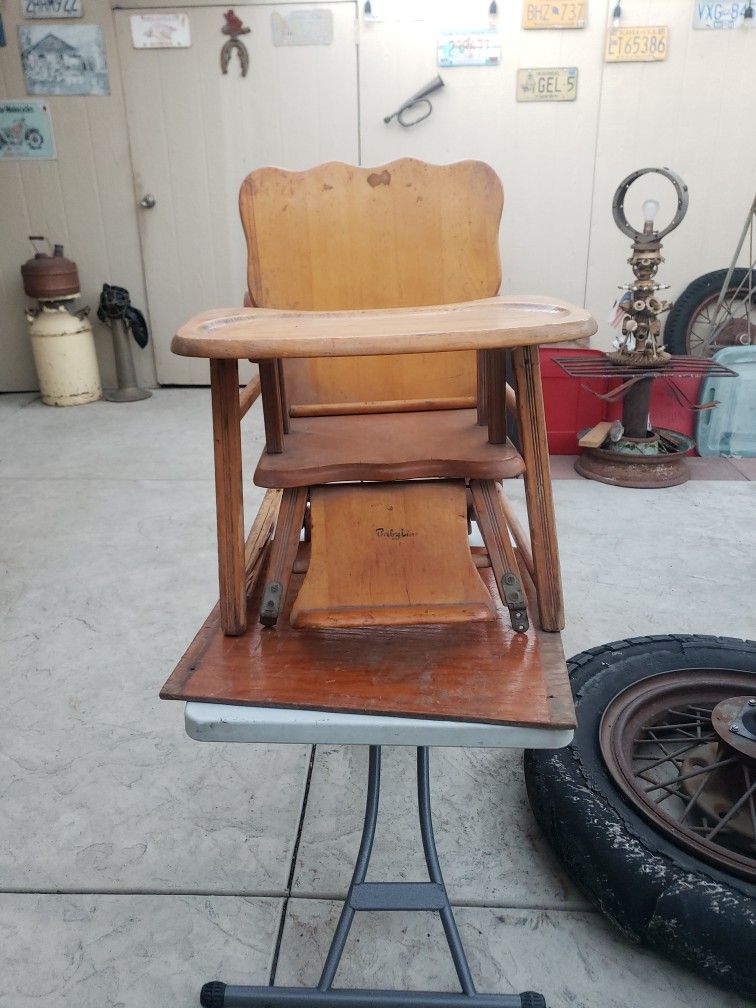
left=254, top=408, right=524, bottom=487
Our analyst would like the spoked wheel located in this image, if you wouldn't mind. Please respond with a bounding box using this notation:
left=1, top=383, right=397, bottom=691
left=600, top=670, right=756, bottom=882
left=524, top=635, right=756, bottom=998
left=664, top=269, right=755, bottom=357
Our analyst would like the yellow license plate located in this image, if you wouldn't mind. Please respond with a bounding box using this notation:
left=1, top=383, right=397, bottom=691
left=605, top=25, right=669, bottom=61
left=516, top=67, right=578, bottom=102
left=522, top=2, right=586, bottom=29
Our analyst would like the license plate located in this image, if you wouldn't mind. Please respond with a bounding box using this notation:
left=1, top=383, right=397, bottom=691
left=522, top=2, right=586, bottom=29
left=693, top=2, right=750, bottom=29
left=516, top=67, right=578, bottom=102
left=21, top=0, right=82, bottom=17
left=605, top=25, right=668, bottom=62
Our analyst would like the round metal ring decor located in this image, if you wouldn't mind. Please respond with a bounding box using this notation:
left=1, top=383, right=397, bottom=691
left=612, top=166, right=689, bottom=242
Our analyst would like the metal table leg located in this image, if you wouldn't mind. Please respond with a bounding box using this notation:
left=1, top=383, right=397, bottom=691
left=200, top=746, right=547, bottom=1008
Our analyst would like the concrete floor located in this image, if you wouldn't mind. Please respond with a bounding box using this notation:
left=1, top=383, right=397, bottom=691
left=1, top=389, right=754, bottom=1008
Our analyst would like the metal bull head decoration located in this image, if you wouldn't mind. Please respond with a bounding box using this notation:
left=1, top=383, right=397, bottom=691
left=221, top=9, right=250, bottom=78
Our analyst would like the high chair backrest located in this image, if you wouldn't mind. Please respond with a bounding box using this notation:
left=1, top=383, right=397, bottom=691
left=239, top=158, right=503, bottom=414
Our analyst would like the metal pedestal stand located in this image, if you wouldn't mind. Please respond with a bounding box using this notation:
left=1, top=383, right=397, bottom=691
left=200, top=746, right=545, bottom=1008
left=103, top=317, right=152, bottom=403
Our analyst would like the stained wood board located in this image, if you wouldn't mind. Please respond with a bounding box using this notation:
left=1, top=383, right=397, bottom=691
left=161, top=549, right=575, bottom=729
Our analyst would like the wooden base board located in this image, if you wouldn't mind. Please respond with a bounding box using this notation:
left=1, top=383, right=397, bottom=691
left=161, top=549, right=574, bottom=728
left=291, top=482, right=496, bottom=629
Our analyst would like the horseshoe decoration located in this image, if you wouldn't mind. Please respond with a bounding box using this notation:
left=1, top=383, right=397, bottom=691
left=220, top=9, right=250, bottom=78
left=221, top=37, right=249, bottom=77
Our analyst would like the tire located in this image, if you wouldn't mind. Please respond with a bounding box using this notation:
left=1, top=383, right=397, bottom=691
left=664, top=269, right=756, bottom=357
left=25, top=128, right=43, bottom=150
left=524, top=634, right=756, bottom=998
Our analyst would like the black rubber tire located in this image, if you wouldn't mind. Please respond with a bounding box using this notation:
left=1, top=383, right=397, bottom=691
left=664, top=268, right=756, bottom=356
left=524, top=634, right=756, bottom=998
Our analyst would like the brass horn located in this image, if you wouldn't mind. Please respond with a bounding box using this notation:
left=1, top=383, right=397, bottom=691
left=383, top=75, right=445, bottom=127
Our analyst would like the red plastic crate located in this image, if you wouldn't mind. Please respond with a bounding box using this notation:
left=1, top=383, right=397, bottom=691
left=541, top=347, right=700, bottom=454
left=540, top=347, right=611, bottom=454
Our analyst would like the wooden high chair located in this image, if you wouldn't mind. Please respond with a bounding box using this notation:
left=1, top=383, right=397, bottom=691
left=172, top=159, right=596, bottom=644
left=163, top=161, right=597, bottom=1008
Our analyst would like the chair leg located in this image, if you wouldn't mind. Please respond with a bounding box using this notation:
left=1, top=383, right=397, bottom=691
left=469, top=480, right=528, bottom=633
left=260, top=486, right=309, bottom=627
left=511, top=345, right=564, bottom=632
left=210, top=359, right=247, bottom=636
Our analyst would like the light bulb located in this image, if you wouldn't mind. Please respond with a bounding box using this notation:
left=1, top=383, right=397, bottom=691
left=744, top=3, right=756, bottom=27
left=642, top=198, right=660, bottom=226
left=612, top=2, right=622, bottom=27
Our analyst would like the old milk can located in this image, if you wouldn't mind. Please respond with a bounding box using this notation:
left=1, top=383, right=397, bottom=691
left=21, top=239, right=102, bottom=406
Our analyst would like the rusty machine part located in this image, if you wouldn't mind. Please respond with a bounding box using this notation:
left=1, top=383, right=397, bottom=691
left=571, top=169, right=705, bottom=486
left=609, top=167, right=688, bottom=368
left=21, top=236, right=80, bottom=300
left=599, top=668, right=756, bottom=883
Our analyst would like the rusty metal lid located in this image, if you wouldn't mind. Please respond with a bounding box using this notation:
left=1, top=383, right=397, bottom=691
left=21, top=238, right=80, bottom=299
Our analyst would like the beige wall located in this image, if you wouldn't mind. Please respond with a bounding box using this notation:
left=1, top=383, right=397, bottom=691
left=0, top=3, right=155, bottom=392
left=358, top=0, right=756, bottom=349
left=1, top=0, right=755, bottom=391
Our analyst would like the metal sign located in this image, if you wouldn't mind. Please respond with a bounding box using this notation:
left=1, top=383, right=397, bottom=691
left=19, top=24, right=109, bottom=95
left=130, top=14, right=191, bottom=49
left=517, top=67, right=578, bottom=102
left=271, top=10, right=334, bottom=46
left=522, top=2, right=586, bottom=29
left=0, top=100, right=55, bottom=159
left=693, top=2, right=749, bottom=29
left=21, top=0, right=82, bottom=18
left=605, top=26, right=668, bottom=62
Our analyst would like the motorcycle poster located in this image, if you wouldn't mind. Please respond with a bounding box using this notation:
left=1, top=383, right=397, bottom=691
left=0, top=100, right=55, bottom=159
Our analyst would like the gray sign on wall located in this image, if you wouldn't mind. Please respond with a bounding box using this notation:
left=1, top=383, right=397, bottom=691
left=19, top=24, right=109, bottom=95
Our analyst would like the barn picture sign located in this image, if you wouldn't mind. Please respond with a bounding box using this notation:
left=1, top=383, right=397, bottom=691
left=18, top=24, right=109, bottom=95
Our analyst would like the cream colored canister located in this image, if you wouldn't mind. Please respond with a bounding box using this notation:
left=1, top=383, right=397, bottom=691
left=27, top=303, right=102, bottom=406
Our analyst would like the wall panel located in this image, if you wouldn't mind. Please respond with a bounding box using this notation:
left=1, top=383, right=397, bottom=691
left=0, top=4, right=154, bottom=392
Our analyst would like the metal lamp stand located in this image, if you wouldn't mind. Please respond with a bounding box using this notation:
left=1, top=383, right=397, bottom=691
left=200, top=746, right=545, bottom=1008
